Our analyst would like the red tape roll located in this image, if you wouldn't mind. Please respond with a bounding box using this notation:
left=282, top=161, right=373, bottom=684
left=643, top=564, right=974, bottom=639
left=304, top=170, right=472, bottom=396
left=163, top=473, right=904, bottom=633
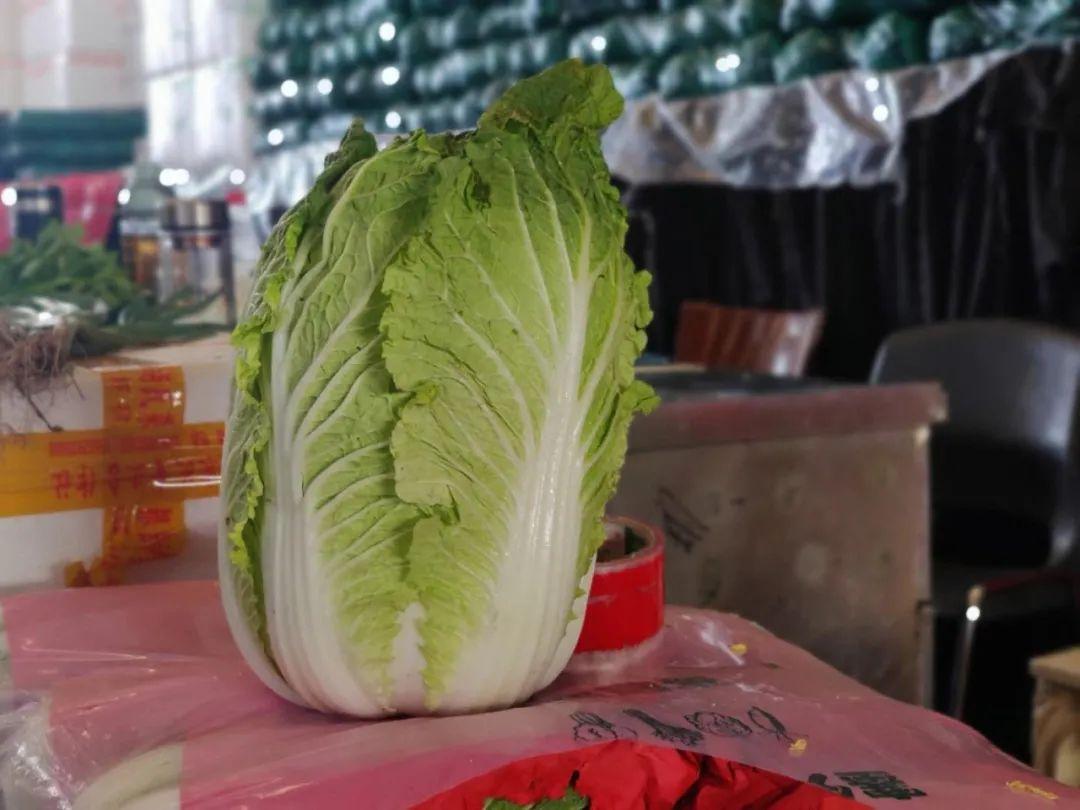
left=574, top=518, right=665, bottom=654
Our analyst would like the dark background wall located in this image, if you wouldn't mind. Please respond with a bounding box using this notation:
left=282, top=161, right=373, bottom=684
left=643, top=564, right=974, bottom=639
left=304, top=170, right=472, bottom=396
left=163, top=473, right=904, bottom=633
left=623, top=47, right=1080, bottom=379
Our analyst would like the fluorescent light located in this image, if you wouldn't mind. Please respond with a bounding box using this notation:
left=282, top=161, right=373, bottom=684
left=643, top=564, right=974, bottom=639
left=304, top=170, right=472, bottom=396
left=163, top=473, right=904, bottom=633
left=590, top=35, right=607, bottom=53
left=378, top=21, right=396, bottom=42
left=380, top=65, right=400, bottom=86
left=872, top=104, right=889, bottom=122
left=159, top=168, right=177, bottom=187
left=715, top=53, right=741, bottom=72
left=229, top=169, right=246, bottom=186
left=965, top=605, right=981, bottom=622
left=865, top=76, right=880, bottom=92
left=174, top=169, right=191, bottom=186
left=384, top=110, right=402, bottom=129
left=267, top=128, right=285, bottom=147
left=280, top=79, right=299, bottom=98
left=0, top=187, right=16, bottom=207
left=316, top=77, right=333, bottom=96
left=117, top=188, right=131, bottom=205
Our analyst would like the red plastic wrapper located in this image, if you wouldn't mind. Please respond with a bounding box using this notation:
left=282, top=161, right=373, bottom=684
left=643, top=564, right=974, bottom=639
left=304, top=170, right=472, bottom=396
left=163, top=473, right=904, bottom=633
left=417, top=742, right=866, bottom=808
left=0, top=170, right=123, bottom=253
left=0, top=582, right=1072, bottom=808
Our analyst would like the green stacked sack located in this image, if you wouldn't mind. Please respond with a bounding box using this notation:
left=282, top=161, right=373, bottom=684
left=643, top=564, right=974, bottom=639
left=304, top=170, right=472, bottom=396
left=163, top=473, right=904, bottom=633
left=928, top=0, right=1079, bottom=62
left=0, top=116, right=11, bottom=181
left=249, top=0, right=1080, bottom=145
left=1, top=109, right=146, bottom=176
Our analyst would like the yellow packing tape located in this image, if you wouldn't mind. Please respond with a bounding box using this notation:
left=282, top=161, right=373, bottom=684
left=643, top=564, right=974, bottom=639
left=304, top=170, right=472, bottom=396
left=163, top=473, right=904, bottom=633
left=0, top=423, right=223, bottom=517
left=0, top=365, right=224, bottom=585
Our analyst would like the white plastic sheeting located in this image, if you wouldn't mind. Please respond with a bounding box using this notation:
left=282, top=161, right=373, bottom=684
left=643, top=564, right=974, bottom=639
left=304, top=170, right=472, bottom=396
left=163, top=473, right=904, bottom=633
left=602, top=50, right=1022, bottom=189
left=142, top=0, right=265, bottom=173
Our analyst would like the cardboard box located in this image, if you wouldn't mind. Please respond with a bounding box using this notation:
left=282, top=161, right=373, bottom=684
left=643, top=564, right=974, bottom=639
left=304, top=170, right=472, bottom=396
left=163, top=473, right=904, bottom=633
left=0, top=337, right=232, bottom=592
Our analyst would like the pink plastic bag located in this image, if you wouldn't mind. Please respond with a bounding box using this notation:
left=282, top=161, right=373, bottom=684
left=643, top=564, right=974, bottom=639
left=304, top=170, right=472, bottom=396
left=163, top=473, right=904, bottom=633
left=0, top=582, right=1073, bottom=808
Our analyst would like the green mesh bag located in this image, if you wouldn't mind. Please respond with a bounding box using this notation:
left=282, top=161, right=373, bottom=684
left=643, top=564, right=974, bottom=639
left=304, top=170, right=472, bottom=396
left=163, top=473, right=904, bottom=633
left=569, top=19, right=649, bottom=63
left=782, top=0, right=947, bottom=32
left=636, top=14, right=683, bottom=60
left=844, top=12, right=928, bottom=71
left=410, top=0, right=456, bottom=13
left=678, top=4, right=728, bottom=48
left=773, top=28, right=850, bottom=82
left=259, top=14, right=288, bottom=50
left=527, top=30, right=569, bottom=73
left=397, top=20, right=438, bottom=63
left=442, top=6, right=481, bottom=49
left=927, top=6, right=999, bottom=61
left=478, top=4, right=532, bottom=39
left=714, top=30, right=780, bottom=89
left=669, top=30, right=780, bottom=96
left=610, top=59, right=659, bottom=99
left=715, top=0, right=782, bottom=38
left=658, top=49, right=710, bottom=97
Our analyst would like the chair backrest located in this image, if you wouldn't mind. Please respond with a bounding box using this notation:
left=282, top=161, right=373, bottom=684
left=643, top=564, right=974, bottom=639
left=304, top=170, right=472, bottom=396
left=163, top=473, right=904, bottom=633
left=674, top=301, right=824, bottom=377
left=872, top=320, right=1080, bottom=457
left=871, top=320, right=1080, bottom=561
left=673, top=301, right=721, bottom=365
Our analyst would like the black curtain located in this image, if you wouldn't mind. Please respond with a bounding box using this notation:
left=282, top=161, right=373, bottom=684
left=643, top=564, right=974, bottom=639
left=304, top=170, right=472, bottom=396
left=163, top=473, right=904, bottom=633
left=623, top=46, right=1080, bottom=379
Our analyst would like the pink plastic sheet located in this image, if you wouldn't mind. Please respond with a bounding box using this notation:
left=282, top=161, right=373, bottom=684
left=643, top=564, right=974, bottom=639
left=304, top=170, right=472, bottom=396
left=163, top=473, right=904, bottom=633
left=0, top=581, right=1074, bottom=808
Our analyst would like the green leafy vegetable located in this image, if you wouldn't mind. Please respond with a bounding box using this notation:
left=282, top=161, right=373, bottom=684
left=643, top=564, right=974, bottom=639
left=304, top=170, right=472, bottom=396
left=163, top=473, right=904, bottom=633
left=0, top=223, right=226, bottom=371
left=219, top=60, right=656, bottom=717
left=0, top=222, right=135, bottom=311
left=484, top=788, right=590, bottom=810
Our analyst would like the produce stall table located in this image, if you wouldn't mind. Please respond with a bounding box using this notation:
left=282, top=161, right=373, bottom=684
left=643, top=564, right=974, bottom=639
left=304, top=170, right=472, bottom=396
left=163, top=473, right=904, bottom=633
left=612, top=372, right=946, bottom=706
left=0, top=581, right=1069, bottom=809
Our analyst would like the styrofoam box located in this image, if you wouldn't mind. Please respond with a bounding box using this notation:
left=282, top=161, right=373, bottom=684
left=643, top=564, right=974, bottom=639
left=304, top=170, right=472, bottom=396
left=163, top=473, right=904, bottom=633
left=192, top=60, right=253, bottom=169
left=0, top=0, right=20, bottom=109
left=150, top=61, right=257, bottom=171
left=0, top=56, right=19, bottom=111
left=0, top=338, right=233, bottom=593
left=0, top=0, right=19, bottom=54
left=190, top=0, right=265, bottom=66
left=140, top=0, right=192, bottom=76
left=147, top=69, right=196, bottom=167
left=19, top=0, right=140, bottom=59
left=20, top=51, right=144, bottom=109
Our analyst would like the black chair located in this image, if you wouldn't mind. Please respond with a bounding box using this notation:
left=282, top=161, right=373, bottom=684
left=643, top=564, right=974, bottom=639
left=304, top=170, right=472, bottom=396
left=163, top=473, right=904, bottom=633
left=871, top=320, right=1080, bottom=728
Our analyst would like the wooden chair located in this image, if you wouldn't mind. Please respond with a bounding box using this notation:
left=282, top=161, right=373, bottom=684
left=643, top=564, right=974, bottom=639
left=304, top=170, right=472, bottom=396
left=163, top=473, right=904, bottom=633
left=674, top=301, right=824, bottom=376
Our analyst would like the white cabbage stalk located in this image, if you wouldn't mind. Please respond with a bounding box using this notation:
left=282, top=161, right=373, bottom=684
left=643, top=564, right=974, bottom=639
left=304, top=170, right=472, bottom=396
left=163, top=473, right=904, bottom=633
left=219, top=60, right=656, bottom=717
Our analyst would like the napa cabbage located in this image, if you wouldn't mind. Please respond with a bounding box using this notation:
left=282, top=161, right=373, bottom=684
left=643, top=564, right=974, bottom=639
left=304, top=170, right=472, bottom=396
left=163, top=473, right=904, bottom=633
left=219, top=60, right=656, bottom=717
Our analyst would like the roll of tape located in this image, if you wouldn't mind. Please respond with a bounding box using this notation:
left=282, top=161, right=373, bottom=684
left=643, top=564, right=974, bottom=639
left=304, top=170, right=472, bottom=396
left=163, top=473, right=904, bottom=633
left=574, top=518, right=665, bottom=654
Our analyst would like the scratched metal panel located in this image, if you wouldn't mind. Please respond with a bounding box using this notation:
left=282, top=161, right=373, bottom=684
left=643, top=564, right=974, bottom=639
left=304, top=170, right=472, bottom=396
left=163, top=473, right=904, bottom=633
left=613, top=427, right=932, bottom=705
